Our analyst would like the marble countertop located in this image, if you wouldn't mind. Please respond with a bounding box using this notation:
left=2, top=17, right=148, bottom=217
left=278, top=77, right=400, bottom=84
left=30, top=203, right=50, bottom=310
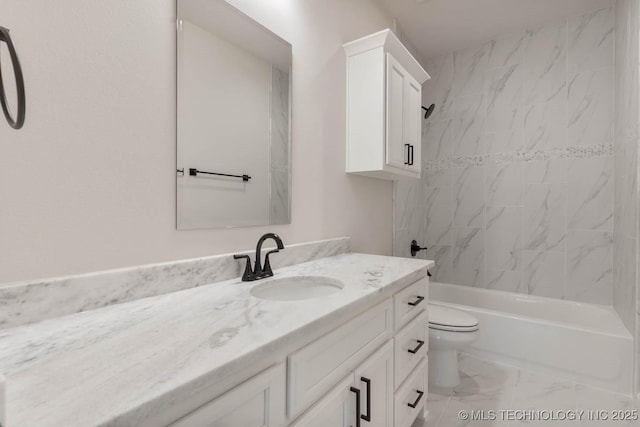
left=0, top=253, right=432, bottom=427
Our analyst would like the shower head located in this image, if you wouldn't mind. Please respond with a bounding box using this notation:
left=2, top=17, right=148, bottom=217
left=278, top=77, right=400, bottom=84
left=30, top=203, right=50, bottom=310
left=422, top=104, right=435, bottom=120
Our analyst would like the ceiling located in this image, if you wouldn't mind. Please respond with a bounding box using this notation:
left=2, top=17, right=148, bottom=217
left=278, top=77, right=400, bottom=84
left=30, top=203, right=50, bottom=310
left=376, top=0, right=616, bottom=61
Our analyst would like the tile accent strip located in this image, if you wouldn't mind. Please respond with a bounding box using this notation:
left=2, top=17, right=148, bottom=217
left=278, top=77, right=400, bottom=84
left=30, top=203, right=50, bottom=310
left=423, top=143, right=613, bottom=170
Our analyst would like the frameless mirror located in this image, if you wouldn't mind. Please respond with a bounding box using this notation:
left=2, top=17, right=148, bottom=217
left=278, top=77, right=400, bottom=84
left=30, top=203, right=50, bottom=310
left=176, top=0, right=292, bottom=229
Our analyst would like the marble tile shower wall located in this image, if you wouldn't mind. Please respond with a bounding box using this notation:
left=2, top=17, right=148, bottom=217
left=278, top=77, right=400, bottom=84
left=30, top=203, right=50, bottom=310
left=395, top=7, right=616, bottom=304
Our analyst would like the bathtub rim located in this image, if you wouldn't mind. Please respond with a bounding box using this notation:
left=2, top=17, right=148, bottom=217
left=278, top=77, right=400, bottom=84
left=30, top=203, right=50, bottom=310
left=429, top=282, right=632, bottom=339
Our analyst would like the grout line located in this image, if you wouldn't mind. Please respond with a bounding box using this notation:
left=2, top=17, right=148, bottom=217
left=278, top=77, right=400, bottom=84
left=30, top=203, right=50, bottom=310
left=564, top=17, right=569, bottom=301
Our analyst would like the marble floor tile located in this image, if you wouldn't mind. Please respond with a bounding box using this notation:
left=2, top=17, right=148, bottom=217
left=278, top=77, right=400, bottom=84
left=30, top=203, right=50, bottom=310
left=575, top=384, right=638, bottom=426
left=424, top=354, right=638, bottom=427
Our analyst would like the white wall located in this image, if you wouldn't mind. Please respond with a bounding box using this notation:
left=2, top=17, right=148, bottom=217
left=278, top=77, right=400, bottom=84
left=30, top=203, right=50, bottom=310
left=0, top=0, right=394, bottom=284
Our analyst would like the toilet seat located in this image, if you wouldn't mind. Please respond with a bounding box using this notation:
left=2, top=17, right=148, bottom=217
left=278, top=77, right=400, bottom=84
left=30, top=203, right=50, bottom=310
left=428, top=304, right=479, bottom=332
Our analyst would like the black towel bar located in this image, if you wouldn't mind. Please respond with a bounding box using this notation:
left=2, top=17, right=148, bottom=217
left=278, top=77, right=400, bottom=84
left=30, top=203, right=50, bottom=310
left=189, top=168, right=251, bottom=182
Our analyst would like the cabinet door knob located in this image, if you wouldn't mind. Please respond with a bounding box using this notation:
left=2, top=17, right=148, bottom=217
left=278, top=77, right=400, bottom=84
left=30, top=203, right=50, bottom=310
left=407, top=339, right=425, bottom=355
left=404, top=143, right=410, bottom=165
left=407, top=295, right=424, bottom=306
left=408, top=144, right=414, bottom=165
left=407, top=390, right=424, bottom=408
left=360, top=377, right=371, bottom=422
left=350, top=386, right=361, bottom=427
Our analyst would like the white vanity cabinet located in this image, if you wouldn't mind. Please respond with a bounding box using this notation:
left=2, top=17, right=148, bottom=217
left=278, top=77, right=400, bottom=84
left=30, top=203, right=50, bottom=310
left=344, top=29, right=430, bottom=180
left=288, top=277, right=429, bottom=427
left=169, top=276, right=429, bottom=427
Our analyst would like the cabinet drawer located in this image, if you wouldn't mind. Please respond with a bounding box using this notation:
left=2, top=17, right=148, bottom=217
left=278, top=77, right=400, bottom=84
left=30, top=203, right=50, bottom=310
left=394, top=277, right=428, bottom=330
left=170, top=363, right=286, bottom=427
left=394, top=310, right=428, bottom=389
left=394, top=358, right=427, bottom=427
left=288, top=299, right=393, bottom=418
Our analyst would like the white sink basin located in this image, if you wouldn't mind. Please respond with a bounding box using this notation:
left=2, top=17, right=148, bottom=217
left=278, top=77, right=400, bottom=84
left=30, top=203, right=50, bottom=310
left=250, top=276, right=344, bottom=301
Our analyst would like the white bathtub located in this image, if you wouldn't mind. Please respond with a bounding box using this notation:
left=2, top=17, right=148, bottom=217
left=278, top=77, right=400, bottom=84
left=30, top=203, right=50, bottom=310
left=430, top=282, right=634, bottom=395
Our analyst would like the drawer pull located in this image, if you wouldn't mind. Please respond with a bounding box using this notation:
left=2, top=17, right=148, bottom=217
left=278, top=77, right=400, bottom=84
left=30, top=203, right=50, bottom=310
left=407, top=390, right=424, bottom=409
left=407, top=339, right=425, bottom=354
left=407, top=296, right=424, bottom=306
left=350, top=386, right=361, bottom=427
left=361, top=377, right=371, bottom=422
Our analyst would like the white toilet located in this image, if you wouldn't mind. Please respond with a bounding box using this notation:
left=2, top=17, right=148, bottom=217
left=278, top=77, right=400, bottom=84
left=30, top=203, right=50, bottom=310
left=428, top=303, right=480, bottom=388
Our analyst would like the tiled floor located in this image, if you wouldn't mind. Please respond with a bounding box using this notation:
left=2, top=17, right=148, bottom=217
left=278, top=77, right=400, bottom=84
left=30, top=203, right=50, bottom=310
left=417, top=354, right=638, bottom=426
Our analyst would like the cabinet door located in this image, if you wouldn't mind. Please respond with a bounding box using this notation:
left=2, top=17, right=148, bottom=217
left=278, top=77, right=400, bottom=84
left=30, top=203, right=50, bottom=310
left=290, top=375, right=355, bottom=427
left=170, top=364, right=286, bottom=427
left=354, top=340, right=394, bottom=427
left=386, top=53, right=408, bottom=170
left=404, top=75, right=421, bottom=175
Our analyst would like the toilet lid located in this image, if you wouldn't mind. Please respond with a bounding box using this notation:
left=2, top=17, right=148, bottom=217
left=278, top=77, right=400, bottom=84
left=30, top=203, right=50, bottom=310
left=428, top=304, right=479, bottom=332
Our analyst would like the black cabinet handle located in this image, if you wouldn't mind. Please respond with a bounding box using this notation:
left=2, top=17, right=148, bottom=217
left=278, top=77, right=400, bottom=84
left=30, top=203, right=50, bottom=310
left=407, top=390, right=424, bottom=408
left=407, top=295, right=424, bottom=306
left=360, top=377, right=371, bottom=422
left=408, top=145, right=414, bottom=165
left=350, top=387, right=361, bottom=427
left=408, top=340, right=425, bottom=354
left=404, top=144, right=410, bottom=165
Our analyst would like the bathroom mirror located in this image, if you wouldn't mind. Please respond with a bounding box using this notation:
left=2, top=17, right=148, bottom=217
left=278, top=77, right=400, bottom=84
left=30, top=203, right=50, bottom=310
left=176, top=0, right=292, bottom=229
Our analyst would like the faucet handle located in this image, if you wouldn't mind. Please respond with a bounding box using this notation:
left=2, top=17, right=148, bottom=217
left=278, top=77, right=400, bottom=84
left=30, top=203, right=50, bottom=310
left=233, top=254, right=256, bottom=282
left=262, top=249, right=280, bottom=278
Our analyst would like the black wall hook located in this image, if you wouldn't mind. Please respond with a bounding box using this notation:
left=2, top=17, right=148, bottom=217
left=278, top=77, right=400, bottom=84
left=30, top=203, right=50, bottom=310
left=0, top=26, right=26, bottom=130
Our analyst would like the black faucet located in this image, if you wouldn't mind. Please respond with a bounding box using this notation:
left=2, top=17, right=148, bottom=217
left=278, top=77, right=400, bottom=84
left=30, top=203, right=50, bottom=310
left=233, top=233, right=285, bottom=281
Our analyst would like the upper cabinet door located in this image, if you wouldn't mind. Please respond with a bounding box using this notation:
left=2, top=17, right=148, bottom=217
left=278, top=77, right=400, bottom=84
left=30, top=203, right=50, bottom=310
left=386, top=53, right=408, bottom=171
left=404, top=75, right=422, bottom=175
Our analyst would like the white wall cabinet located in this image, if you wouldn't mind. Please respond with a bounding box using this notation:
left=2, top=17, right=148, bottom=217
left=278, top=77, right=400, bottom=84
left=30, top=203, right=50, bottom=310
left=168, top=277, right=429, bottom=427
left=344, top=29, right=429, bottom=180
